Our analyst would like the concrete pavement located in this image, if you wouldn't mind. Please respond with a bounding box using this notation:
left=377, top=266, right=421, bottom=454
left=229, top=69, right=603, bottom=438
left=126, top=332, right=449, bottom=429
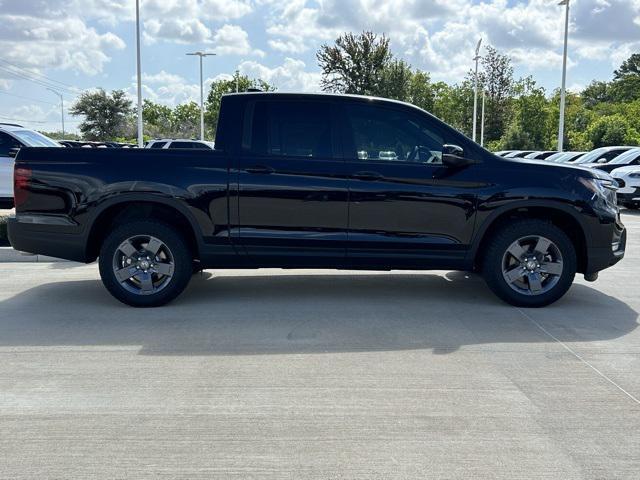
left=0, top=212, right=639, bottom=479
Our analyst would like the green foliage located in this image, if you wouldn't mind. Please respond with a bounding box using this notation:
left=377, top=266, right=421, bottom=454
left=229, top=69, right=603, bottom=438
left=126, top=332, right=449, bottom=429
left=317, top=31, right=392, bottom=95
left=432, top=81, right=474, bottom=136
left=37, top=131, right=81, bottom=141
left=587, top=114, right=640, bottom=148
left=611, top=53, right=640, bottom=102
left=478, top=46, right=515, bottom=143
left=69, top=89, right=133, bottom=141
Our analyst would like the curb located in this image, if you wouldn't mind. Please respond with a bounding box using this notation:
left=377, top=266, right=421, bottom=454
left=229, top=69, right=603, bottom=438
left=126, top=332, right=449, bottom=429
left=0, top=247, right=69, bottom=263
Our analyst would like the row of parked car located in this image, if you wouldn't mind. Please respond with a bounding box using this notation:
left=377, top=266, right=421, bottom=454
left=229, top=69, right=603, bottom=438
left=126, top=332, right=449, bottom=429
left=495, top=146, right=640, bottom=209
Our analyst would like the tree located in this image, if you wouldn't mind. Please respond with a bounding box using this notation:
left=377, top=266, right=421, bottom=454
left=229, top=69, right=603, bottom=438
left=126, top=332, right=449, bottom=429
left=501, top=77, right=550, bottom=150
left=611, top=53, right=640, bottom=102
left=378, top=60, right=413, bottom=101
left=317, top=31, right=392, bottom=95
left=432, top=81, right=474, bottom=136
left=142, top=100, right=175, bottom=138
left=478, top=46, right=514, bottom=143
left=173, top=102, right=201, bottom=138
left=70, top=89, right=133, bottom=141
left=587, top=114, right=640, bottom=148
left=581, top=80, right=612, bottom=107
left=406, top=70, right=437, bottom=113
left=204, top=73, right=275, bottom=136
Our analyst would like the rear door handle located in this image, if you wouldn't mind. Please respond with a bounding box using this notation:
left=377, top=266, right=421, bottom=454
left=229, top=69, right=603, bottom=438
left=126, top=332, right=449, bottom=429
left=245, top=165, right=275, bottom=174
left=352, top=171, right=383, bottom=181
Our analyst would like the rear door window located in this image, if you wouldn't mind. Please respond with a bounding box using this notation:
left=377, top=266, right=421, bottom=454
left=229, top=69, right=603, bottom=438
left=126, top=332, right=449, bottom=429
left=244, top=100, right=334, bottom=158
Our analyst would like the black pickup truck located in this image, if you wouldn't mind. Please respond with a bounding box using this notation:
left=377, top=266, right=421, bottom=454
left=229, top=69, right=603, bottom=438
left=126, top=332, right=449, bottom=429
left=8, top=92, right=626, bottom=307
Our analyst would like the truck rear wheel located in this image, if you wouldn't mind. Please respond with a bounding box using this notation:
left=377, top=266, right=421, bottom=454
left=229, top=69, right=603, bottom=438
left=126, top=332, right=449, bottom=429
left=98, top=220, right=193, bottom=307
left=482, top=219, right=576, bottom=307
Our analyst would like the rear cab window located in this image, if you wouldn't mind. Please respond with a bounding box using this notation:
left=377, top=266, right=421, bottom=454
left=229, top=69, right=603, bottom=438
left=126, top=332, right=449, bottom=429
left=243, top=99, right=337, bottom=159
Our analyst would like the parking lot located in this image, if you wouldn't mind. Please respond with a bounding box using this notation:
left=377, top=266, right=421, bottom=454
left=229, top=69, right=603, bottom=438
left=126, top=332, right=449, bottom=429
left=0, top=212, right=638, bottom=479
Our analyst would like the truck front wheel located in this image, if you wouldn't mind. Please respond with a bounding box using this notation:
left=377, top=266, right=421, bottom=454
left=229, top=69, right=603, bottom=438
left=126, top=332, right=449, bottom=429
left=98, top=220, right=193, bottom=307
left=482, top=219, right=577, bottom=307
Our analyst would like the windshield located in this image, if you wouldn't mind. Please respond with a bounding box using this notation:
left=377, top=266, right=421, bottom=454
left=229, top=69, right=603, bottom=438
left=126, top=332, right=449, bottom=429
left=545, top=152, right=567, bottom=162
left=608, top=148, right=640, bottom=165
left=12, top=130, right=61, bottom=147
left=573, top=147, right=629, bottom=164
left=573, top=148, right=611, bottom=164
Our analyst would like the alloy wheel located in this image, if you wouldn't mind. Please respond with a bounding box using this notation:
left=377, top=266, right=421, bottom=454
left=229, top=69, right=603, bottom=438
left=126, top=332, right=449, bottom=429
left=501, top=235, right=564, bottom=296
left=111, top=235, right=175, bottom=296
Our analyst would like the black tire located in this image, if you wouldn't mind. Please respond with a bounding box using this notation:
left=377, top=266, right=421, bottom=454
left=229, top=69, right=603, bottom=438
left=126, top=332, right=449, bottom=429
left=482, top=219, right=577, bottom=307
left=98, top=220, right=193, bottom=307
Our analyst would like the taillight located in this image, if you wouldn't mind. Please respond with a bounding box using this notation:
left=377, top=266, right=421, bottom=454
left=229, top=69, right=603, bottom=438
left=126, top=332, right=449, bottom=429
left=14, top=166, right=31, bottom=208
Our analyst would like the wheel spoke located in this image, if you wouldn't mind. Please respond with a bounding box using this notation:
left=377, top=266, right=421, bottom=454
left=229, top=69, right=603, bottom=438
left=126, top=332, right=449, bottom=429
left=540, top=261, right=563, bottom=276
left=115, top=266, right=137, bottom=282
left=118, top=240, right=137, bottom=258
left=145, top=237, right=164, bottom=256
left=135, top=272, right=154, bottom=292
left=528, top=272, right=543, bottom=293
left=153, top=262, right=174, bottom=276
left=533, top=237, right=551, bottom=256
left=507, top=242, right=527, bottom=260
left=504, top=266, right=525, bottom=284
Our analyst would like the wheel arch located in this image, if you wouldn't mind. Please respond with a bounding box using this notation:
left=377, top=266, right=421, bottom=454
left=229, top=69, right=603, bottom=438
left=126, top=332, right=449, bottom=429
left=471, top=201, right=590, bottom=274
left=84, top=195, right=204, bottom=262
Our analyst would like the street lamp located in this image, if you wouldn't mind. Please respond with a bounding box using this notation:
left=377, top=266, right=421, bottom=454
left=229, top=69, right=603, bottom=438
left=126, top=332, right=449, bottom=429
left=472, top=38, right=482, bottom=143
left=135, top=0, right=143, bottom=147
left=557, top=0, right=570, bottom=152
left=47, top=88, right=64, bottom=140
left=480, top=89, right=485, bottom=147
left=186, top=51, right=216, bottom=141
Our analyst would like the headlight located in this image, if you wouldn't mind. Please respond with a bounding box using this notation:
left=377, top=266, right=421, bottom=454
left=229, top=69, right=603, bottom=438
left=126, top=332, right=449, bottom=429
left=578, top=177, right=618, bottom=206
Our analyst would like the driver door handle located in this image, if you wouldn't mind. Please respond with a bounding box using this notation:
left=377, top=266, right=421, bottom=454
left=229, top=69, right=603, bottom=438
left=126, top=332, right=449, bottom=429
left=352, top=171, right=383, bottom=181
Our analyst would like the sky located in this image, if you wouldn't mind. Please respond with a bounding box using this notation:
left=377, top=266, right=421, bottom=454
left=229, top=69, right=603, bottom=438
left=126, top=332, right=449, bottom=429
left=0, top=0, right=639, bottom=133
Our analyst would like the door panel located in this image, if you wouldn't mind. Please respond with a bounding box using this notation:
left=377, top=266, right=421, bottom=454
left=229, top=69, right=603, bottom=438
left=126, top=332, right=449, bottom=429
left=343, top=102, right=480, bottom=269
left=234, top=99, right=349, bottom=267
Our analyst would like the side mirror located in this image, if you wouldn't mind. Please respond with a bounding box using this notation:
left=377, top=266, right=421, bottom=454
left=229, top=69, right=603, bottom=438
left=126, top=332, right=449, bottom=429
left=8, top=147, right=20, bottom=159
left=442, top=144, right=474, bottom=168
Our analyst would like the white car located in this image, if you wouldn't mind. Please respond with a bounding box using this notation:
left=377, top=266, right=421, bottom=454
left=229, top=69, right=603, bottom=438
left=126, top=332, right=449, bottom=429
left=145, top=139, right=215, bottom=149
left=611, top=165, right=640, bottom=209
left=0, top=123, right=62, bottom=208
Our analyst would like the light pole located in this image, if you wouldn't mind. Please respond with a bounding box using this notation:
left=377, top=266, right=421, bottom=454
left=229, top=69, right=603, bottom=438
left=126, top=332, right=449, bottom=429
left=47, top=88, right=64, bottom=139
left=135, top=0, right=143, bottom=147
left=480, top=89, right=485, bottom=147
left=186, top=51, right=216, bottom=141
left=472, top=38, right=482, bottom=143
left=557, top=0, right=570, bottom=152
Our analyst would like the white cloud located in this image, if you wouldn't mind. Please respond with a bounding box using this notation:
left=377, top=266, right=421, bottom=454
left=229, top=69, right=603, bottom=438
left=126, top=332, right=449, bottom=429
left=239, top=58, right=321, bottom=92
left=213, top=24, right=264, bottom=56
left=0, top=4, right=125, bottom=76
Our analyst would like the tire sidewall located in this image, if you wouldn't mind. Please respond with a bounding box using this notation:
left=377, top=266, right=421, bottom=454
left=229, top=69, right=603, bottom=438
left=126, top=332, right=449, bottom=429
left=98, top=220, right=193, bottom=307
left=483, top=220, right=577, bottom=308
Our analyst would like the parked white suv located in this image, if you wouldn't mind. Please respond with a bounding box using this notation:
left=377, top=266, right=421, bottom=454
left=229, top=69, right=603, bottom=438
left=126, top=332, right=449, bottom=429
left=0, top=123, right=62, bottom=208
left=611, top=165, right=640, bottom=209
left=145, top=139, right=215, bottom=149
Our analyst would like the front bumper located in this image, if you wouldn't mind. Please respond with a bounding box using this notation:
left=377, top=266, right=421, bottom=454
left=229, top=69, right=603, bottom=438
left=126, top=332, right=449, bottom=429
left=584, top=217, right=626, bottom=274
left=7, top=216, right=88, bottom=262
left=617, top=187, right=640, bottom=205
